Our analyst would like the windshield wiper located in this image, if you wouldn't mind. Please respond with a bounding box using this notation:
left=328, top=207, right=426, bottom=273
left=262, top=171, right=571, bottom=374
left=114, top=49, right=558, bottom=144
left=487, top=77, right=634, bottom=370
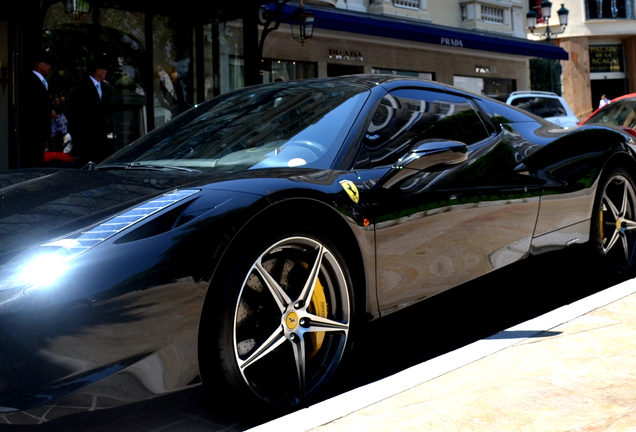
left=96, top=162, right=200, bottom=173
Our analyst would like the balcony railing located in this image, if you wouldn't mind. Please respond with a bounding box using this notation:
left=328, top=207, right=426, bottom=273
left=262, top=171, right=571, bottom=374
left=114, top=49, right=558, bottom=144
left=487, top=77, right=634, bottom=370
left=481, top=5, right=504, bottom=24
left=461, top=2, right=506, bottom=25
left=393, top=0, right=420, bottom=10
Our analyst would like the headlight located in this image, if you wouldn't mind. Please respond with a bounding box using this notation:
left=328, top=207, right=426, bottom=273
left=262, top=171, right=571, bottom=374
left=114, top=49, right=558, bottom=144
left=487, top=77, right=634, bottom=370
left=0, top=239, right=81, bottom=292
left=0, top=189, right=200, bottom=293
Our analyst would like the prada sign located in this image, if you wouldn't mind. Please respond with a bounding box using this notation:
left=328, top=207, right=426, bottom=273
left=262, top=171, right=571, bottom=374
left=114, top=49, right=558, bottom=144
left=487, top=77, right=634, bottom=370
left=328, top=49, right=364, bottom=61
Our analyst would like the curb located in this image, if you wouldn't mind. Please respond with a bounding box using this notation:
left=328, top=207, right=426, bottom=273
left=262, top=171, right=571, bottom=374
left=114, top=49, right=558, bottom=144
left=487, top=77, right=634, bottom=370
left=246, top=278, right=636, bottom=432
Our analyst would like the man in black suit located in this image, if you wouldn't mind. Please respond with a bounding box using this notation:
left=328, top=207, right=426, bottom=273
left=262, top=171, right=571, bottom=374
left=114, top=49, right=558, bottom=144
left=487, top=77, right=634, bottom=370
left=21, top=53, right=54, bottom=168
left=67, top=59, right=114, bottom=165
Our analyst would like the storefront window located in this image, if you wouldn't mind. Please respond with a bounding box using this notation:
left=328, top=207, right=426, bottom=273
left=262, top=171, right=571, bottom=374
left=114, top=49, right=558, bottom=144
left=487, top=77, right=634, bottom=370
left=453, top=76, right=515, bottom=99
left=199, top=21, right=244, bottom=100
left=41, top=4, right=245, bottom=156
left=202, top=24, right=215, bottom=100
left=482, top=78, right=516, bottom=99
left=10, top=2, right=252, bottom=168
left=0, top=20, right=7, bottom=171
left=453, top=76, right=484, bottom=95
left=585, top=0, right=632, bottom=19
left=373, top=68, right=433, bottom=80
left=218, top=20, right=245, bottom=93
left=153, top=15, right=193, bottom=128
left=100, top=8, right=146, bottom=152
left=261, top=59, right=317, bottom=83
left=42, top=4, right=147, bottom=159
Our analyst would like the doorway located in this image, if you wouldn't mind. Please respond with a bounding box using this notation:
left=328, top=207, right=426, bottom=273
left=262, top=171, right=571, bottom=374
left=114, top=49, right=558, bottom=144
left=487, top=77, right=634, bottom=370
left=327, top=64, right=364, bottom=77
left=591, top=79, right=626, bottom=109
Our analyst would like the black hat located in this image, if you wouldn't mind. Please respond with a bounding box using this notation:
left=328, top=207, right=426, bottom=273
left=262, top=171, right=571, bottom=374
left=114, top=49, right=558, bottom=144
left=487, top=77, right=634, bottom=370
left=88, top=57, right=109, bottom=72
left=33, top=50, right=52, bottom=65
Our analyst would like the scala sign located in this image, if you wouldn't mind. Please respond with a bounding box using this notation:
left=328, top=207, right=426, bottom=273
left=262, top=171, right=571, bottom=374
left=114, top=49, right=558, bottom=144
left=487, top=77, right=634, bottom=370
left=589, top=45, right=624, bottom=73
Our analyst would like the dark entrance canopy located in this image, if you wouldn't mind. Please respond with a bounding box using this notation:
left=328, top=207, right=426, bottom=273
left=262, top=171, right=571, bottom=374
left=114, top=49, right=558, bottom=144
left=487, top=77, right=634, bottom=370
left=281, top=3, right=568, bottom=61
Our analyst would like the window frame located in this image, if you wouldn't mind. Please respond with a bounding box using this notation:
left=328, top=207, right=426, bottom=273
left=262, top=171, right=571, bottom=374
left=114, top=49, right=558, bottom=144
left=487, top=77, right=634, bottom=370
left=355, top=88, right=494, bottom=169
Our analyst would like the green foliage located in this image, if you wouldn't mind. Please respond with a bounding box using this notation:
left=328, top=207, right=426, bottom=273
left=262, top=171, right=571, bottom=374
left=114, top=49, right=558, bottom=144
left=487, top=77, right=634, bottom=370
left=529, top=58, right=562, bottom=95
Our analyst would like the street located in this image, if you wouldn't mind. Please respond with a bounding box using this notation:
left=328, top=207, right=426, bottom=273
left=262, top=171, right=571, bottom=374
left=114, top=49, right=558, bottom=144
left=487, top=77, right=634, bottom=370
left=5, top=245, right=629, bottom=432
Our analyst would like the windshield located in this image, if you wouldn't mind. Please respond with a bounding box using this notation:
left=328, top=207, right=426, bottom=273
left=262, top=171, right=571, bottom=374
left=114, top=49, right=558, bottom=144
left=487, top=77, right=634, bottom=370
left=101, top=81, right=369, bottom=171
left=586, top=99, right=636, bottom=129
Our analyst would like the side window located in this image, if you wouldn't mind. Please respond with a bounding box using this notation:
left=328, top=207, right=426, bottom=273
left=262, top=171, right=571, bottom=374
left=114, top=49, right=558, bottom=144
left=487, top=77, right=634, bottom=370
left=360, top=89, right=490, bottom=167
left=509, top=97, right=565, bottom=118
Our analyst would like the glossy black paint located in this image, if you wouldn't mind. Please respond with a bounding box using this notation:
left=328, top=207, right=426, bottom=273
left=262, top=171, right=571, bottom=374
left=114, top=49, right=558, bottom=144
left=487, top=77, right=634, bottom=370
left=1, top=75, right=635, bottom=423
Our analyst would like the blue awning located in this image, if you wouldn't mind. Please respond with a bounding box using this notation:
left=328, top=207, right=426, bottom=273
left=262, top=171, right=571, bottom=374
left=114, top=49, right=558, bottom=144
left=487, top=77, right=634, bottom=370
left=281, top=5, right=568, bottom=61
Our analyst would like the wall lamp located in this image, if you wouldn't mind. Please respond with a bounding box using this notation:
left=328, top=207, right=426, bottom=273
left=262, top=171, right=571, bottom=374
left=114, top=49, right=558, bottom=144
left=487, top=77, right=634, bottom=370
left=527, top=1, right=569, bottom=40
left=258, top=0, right=316, bottom=49
left=289, top=1, right=315, bottom=45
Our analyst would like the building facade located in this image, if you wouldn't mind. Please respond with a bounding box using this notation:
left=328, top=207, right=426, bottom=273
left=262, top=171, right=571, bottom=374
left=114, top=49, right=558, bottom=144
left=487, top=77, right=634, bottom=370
left=0, top=0, right=566, bottom=170
left=527, top=0, right=636, bottom=118
left=259, top=0, right=568, bottom=97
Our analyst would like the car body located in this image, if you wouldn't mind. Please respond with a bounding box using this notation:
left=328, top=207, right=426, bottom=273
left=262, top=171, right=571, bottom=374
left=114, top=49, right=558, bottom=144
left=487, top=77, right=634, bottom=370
left=2, top=75, right=636, bottom=424
left=506, top=90, right=580, bottom=129
left=580, top=93, right=636, bottom=137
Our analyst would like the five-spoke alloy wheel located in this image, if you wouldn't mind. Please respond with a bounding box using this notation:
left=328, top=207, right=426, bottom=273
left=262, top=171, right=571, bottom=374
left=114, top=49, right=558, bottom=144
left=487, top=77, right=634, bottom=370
left=213, top=233, right=353, bottom=409
left=591, top=167, right=636, bottom=272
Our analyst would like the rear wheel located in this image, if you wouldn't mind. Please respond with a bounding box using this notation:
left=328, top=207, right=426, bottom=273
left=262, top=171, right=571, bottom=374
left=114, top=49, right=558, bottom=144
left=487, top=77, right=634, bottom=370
left=590, top=167, right=636, bottom=272
left=209, top=232, right=353, bottom=409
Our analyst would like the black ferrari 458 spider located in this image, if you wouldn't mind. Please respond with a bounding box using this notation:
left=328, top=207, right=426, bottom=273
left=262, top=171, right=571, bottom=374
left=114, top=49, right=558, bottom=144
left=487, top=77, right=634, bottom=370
left=1, top=75, right=636, bottom=423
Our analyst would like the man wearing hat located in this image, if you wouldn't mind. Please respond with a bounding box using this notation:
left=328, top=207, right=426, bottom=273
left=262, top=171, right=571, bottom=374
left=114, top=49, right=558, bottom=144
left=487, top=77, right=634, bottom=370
left=21, top=52, right=54, bottom=168
left=67, top=58, right=115, bottom=165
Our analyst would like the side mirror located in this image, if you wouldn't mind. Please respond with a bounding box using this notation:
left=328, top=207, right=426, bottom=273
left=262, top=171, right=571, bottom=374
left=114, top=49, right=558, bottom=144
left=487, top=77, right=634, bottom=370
left=380, top=139, right=468, bottom=189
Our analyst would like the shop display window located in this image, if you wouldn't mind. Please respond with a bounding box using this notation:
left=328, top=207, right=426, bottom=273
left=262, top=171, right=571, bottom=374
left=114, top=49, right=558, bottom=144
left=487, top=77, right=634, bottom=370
left=373, top=68, right=433, bottom=80
left=35, top=2, right=250, bottom=166
left=585, top=0, right=630, bottom=19
left=42, top=4, right=147, bottom=156
left=453, top=76, right=515, bottom=100
left=261, top=59, right=317, bottom=83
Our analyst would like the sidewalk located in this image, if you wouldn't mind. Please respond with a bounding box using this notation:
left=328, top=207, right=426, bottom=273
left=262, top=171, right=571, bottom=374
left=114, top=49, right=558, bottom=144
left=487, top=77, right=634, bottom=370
left=249, top=278, right=636, bottom=432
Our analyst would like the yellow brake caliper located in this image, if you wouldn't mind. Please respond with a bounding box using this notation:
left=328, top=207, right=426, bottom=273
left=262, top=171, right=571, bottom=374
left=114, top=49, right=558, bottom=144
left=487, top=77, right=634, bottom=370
left=298, top=261, right=329, bottom=359
left=600, top=204, right=605, bottom=243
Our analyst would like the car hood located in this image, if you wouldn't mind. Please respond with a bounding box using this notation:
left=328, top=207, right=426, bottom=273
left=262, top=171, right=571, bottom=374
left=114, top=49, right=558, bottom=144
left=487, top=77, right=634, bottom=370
left=545, top=115, right=580, bottom=129
left=0, top=168, right=223, bottom=257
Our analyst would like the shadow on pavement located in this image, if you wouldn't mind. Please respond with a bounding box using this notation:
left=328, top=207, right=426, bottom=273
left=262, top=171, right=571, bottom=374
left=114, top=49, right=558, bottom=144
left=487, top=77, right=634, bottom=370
left=330, top=245, right=631, bottom=395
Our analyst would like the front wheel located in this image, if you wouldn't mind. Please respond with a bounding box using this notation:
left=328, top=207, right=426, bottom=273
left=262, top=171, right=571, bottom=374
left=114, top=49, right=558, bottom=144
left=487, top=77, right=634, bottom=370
left=590, top=166, right=636, bottom=273
left=210, top=233, right=353, bottom=409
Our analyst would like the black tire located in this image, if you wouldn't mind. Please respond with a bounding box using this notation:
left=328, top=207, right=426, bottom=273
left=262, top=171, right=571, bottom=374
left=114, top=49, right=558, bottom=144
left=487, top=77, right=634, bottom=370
left=589, top=166, right=636, bottom=273
left=205, top=229, right=354, bottom=409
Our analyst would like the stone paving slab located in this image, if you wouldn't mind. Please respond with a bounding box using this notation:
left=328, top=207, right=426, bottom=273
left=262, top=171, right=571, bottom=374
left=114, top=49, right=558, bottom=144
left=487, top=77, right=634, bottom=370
left=247, top=278, right=636, bottom=432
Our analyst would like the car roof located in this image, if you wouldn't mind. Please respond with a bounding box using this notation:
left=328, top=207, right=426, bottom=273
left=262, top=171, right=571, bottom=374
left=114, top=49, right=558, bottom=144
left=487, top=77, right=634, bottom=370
left=508, top=90, right=560, bottom=97
left=267, top=74, right=476, bottom=97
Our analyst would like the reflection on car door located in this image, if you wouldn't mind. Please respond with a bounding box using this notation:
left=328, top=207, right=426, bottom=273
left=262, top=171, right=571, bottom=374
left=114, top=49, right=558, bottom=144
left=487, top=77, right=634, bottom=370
left=355, top=89, right=542, bottom=315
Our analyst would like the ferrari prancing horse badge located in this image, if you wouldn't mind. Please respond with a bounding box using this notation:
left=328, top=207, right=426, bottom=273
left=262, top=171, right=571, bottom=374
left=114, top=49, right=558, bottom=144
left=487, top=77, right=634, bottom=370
left=339, top=180, right=360, bottom=204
